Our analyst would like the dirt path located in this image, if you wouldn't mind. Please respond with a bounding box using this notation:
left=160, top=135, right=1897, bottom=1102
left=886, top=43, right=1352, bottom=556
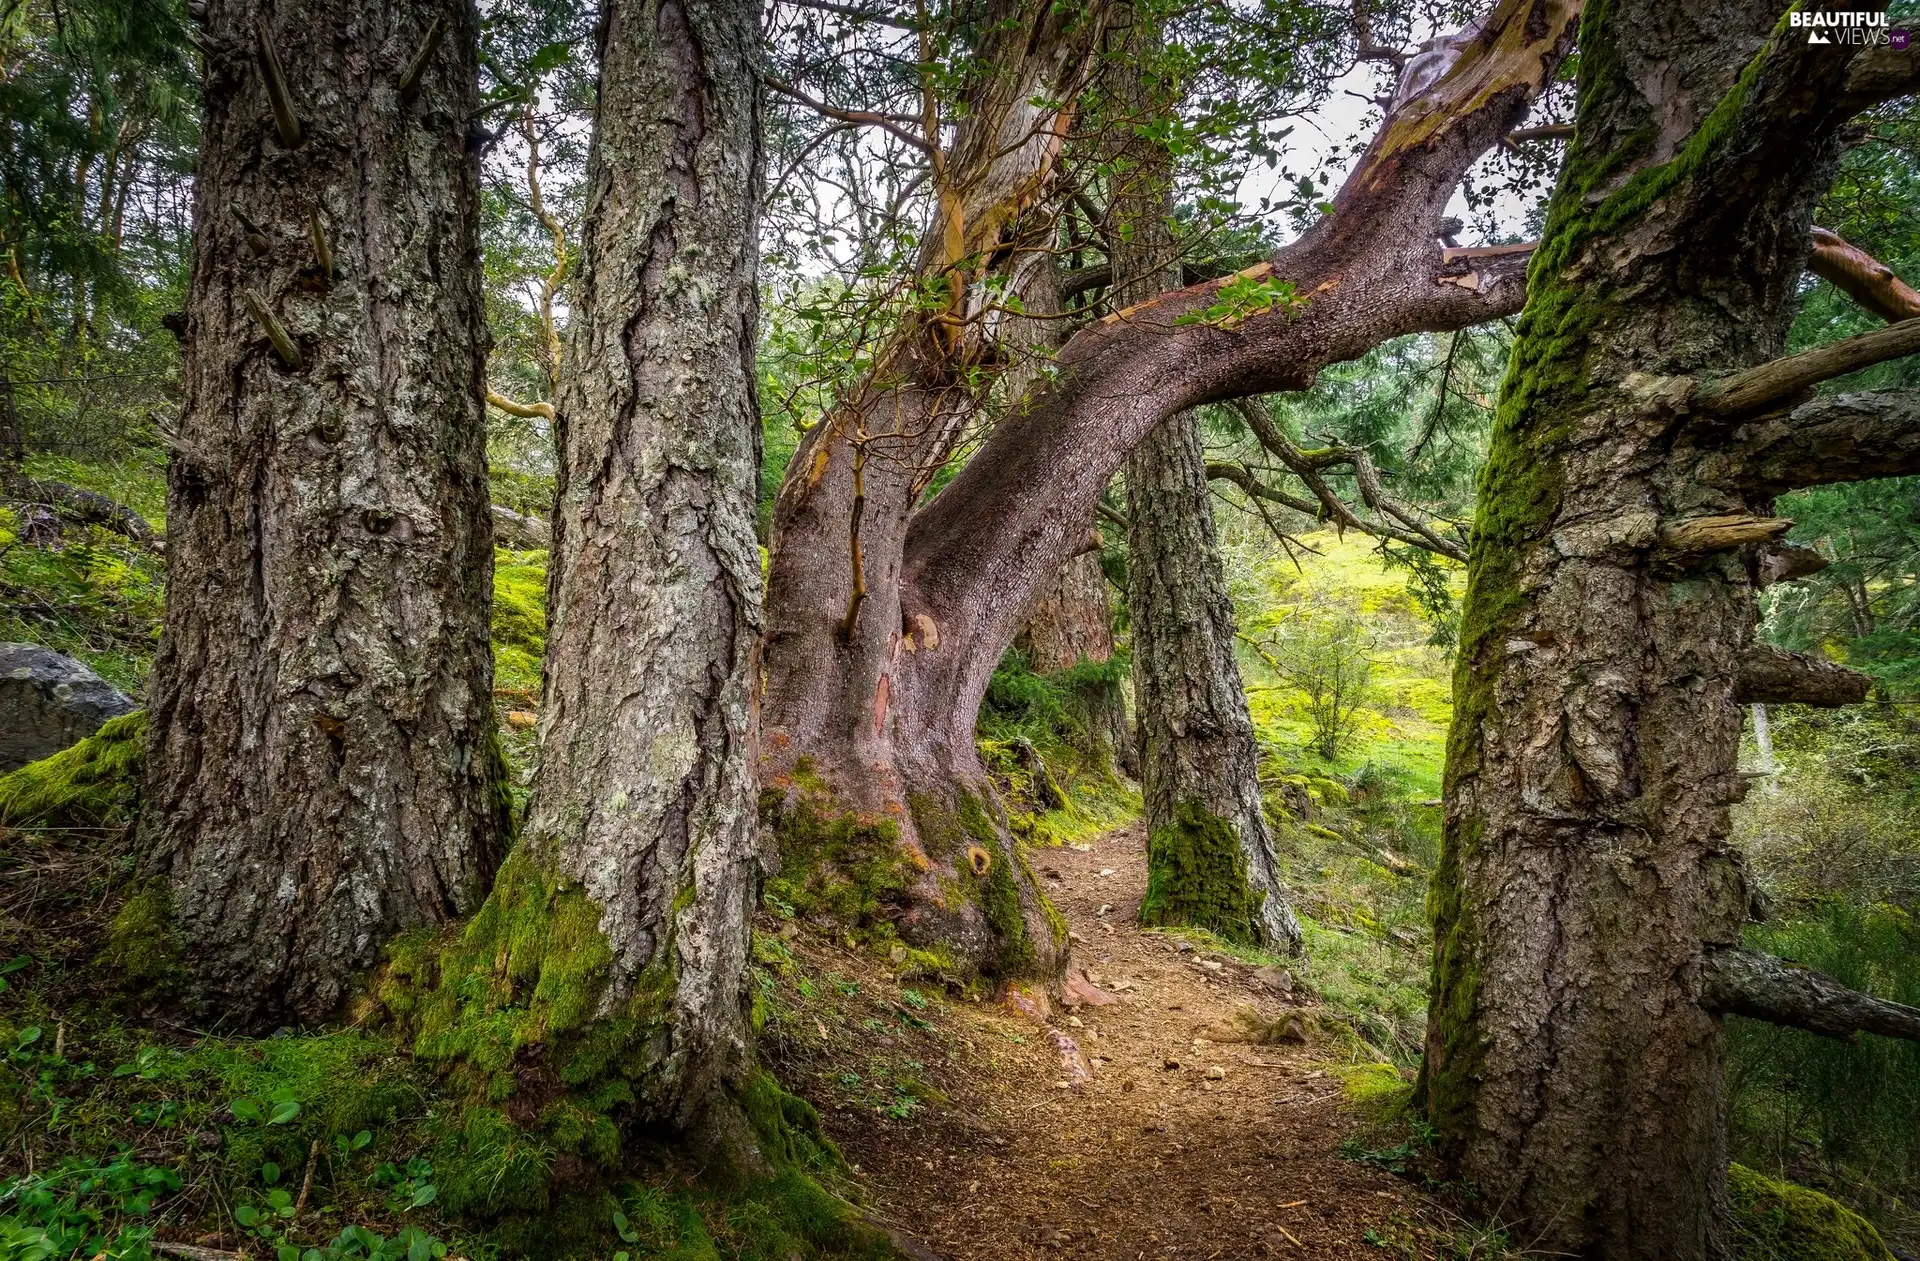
left=783, top=823, right=1425, bottom=1260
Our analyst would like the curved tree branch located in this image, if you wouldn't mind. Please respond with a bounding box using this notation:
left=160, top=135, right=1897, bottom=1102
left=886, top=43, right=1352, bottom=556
left=1840, top=42, right=1920, bottom=115
left=487, top=389, right=555, bottom=421
left=1706, top=947, right=1920, bottom=1043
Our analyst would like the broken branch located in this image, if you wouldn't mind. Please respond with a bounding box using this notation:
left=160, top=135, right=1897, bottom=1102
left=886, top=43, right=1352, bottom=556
left=254, top=20, right=302, bottom=148
left=1692, top=317, right=1920, bottom=417
left=398, top=17, right=445, bottom=102
left=243, top=288, right=302, bottom=369
left=486, top=390, right=554, bottom=421
left=1723, top=389, right=1920, bottom=495
left=1808, top=226, right=1920, bottom=325
left=1706, top=947, right=1920, bottom=1043
left=1657, top=513, right=1791, bottom=557
left=1734, top=643, right=1871, bottom=708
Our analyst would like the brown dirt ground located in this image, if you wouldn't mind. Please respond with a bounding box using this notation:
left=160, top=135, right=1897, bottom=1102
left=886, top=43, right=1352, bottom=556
left=765, top=822, right=1452, bottom=1260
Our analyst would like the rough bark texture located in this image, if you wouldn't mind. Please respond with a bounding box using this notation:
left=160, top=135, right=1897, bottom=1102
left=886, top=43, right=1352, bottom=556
left=1128, top=411, right=1302, bottom=950
left=761, top=0, right=1575, bottom=981
left=142, top=0, right=503, bottom=1024
left=1421, top=2, right=1886, bottom=1254
left=1017, top=534, right=1136, bottom=778
left=454, top=0, right=765, bottom=1148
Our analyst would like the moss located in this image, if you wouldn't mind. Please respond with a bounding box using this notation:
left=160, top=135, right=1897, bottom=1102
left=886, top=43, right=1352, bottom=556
left=0, top=709, right=145, bottom=828
left=98, top=880, right=182, bottom=994
left=763, top=772, right=913, bottom=937
left=1727, top=1165, right=1896, bottom=1261
left=913, top=785, right=1058, bottom=979
left=1137, top=801, right=1265, bottom=946
left=492, top=549, right=548, bottom=693
left=1335, top=1062, right=1415, bottom=1123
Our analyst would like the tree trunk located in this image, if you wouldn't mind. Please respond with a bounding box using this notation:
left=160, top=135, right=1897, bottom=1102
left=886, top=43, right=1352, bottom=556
left=412, top=0, right=768, bottom=1162
left=1114, top=8, right=1300, bottom=951
left=141, top=0, right=504, bottom=1025
left=1420, top=1, right=1883, bottom=1253
left=1129, top=411, right=1301, bottom=950
left=762, top=0, right=1576, bottom=983
left=1016, top=549, right=1136, bottom=778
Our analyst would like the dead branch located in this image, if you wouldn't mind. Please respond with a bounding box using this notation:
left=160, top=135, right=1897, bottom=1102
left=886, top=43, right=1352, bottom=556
left=1840, top=42, right=1920, bottom=114
left=763, top=74, right=934, bottom=153
left=1734, top=643, right=1871, bottom=707
left=1706, top=947, right=1920, bottom=1043
left=1505, top=123, right=1573, bottom=143
left=486, top=389, right=555, bottom=421
left=1692, top=317, right=1920, bottom=417
left=3, top=471, right=159, bottom=548
left=1756, top=542, right=1829, bottom=588
left=1657, top=514, right=1791, bottom=557
left=1808, top=226, right=1920, bottom=324
left=1722, top=388, right=1920, bottom=495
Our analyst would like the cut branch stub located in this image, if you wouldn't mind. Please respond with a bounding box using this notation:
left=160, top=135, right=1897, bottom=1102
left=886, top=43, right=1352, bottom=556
left=308, top=209, right=334, bottom=280
left=1692, top=317, right=1920, bottom=417
left=1734, top=643, right=1871, bottom=707
left=1756, top=542, right=1829, bottom=588
left=255, top=20, right=303, bottom=148
left=397, top=17, right=445, bottom=103
left=1656, top=513, right=1790, bottom=557
left=243, top=288, right=302, bottom=369
left=232, top=207, right=271, bottom=258
left=1706, top=947, right=1920, bottom=1043
left=1808, top=226, right=1920, bottom=325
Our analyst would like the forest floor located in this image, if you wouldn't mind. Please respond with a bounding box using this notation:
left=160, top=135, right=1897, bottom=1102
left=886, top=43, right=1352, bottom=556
left=766, top=823, right=1469, bottom=1261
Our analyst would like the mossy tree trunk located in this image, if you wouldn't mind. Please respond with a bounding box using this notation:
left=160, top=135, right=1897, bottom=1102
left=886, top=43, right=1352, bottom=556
left=142, top=0, right=504, bottom=1024
left=1422, top=2, right=1920, bottom=1254
left=411, top=0, right=767, bottom=1161
left=1112, top=9, right=1300, bottom=952
left=1128, top=409, right=1301, bottom=950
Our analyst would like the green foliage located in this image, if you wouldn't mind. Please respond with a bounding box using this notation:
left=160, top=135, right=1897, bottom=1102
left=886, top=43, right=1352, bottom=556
left=1136, top=802, right=1264, bottom=944
left=1727, top=1164, right=1896, bottom=1261
left=0, top=1154, right=178, bottom=1261
left=491, top=549, right=548, bottom=695
left=0, top=710, right=144, bottom=829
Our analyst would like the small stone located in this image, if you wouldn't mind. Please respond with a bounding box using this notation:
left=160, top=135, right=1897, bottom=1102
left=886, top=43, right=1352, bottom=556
left=1067, top=1015, right=1084, bottom=1028
left=1163, top=1058, right=1181, bottom=1070
left=1206, top=1065, right=1226, bottom=1080
left=1253, top=966, right=1294, bottom=994
left=1069, top=843, right=1093, bottom=852
left=1197, top=959, right=1224, bottom=973
left=1175, top=940, right=1192, bottom=953
left=889, top=944, right=907, bottom=964
left=1097, top=867, right=1116, bottom=878
left=1097, top=903, right=1113, bottom=916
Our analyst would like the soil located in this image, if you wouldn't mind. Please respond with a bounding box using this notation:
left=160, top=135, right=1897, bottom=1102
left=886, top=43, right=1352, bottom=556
left=768, top=822, right=1446, bottom=1260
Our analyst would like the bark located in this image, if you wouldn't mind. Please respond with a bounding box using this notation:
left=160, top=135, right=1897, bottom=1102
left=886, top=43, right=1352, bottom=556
left=141, top=0, right=503, bottom=1024
left=761, top=0, right=1576, bottom=981
left=1129, top=410, right=1301, bottom=950
left=447, top=0, right=766, bottom=1154
left=1706, top=947, right=1920, bottom=1043
left=1420, top=2, right=1894, bottom=1254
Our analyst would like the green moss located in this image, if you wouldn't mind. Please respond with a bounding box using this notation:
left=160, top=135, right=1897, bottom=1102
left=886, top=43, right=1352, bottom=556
left=492, top=549, right=548, bottom=694
left=762, top=774, right=912, bottom=935
left=98, top=880, right=181, bottom=994
left=1137, top=801, right=1265, bottom=946
left=910, top=785, right=1058, bottom=979
left=0, top=710, right=145, bottom=828
left=1727, top=1165, right=1896, bottom=1261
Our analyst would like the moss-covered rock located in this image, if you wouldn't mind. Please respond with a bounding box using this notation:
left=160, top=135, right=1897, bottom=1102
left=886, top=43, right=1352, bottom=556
left=1137, top=801, right=1265, bottom=945
left=492, top=549, right=548, bottom=693
left=0, top=709, right=145, bottom=828
left=1727, top=1164, right=1896, bottom=1261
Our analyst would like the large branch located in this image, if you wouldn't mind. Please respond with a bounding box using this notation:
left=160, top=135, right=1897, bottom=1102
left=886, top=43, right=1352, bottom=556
left=1807, top=227, right=1920, bottom=324
left=1734, top=643, right=1871, bottom=707
left=1840, top=42, right=1920, bottom=115
left=1706, top=947, right=1920, bottom=1043
left=1718, top=388, right=1920, bottom=495
left=1692, top=318, right=1920, bottom=417
left=3, top=471, right=160, bottom=550
left=901, top=0, right=1576, bottom=658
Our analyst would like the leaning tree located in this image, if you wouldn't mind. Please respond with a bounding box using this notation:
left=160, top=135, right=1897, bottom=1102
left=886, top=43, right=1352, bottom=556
left=1420, top=0, right=1920, bottom=1253
left=401, top=0, right=773, bottom=1166
left=142, top=0, right=504, bottom=1022
left=761, top=0, right=1578, bottom=982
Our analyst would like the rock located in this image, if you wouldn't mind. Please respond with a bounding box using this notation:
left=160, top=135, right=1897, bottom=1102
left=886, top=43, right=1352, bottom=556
left=490, top=503, right=551, bottom=548
left=1196, top=958, right=1224, bottom=973
left=1066, top=1015, right=1084, bottom=1028
left=1163, top=1058, right=1181, bottom=1070
left=0, top=643, right=137, bottom=772
left=1206, top=1065, right=1226, bottom=1080
left=1253, top=966, right=1294, bottom=994
left=1062, top=968, right=1117, bottom=1008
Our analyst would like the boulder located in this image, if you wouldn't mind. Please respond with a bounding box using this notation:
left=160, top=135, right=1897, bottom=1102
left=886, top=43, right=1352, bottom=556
left=0, top=643, right=138, bottom=772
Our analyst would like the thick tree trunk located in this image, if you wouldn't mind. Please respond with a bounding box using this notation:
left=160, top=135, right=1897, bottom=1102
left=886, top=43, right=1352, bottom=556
left=1017, top=549, right=1136, bottom=777
left=417, top=0, right=767, bottom=1160
left=1129, top=411, right=1301, bottom=950
left=762, top=0, right=1575, bottom=982
left=1420, top=2, right=1881, bottom=1254
left=142, top=0, right=503, bottom=1024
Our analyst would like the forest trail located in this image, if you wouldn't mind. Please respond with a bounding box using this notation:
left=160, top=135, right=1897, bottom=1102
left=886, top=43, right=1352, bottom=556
left=781, top=823, right=1428, bottom=1260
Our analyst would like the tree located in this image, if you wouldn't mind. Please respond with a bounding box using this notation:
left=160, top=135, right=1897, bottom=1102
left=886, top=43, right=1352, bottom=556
left=140, top=0, right=505, bottom=1023
left=760, top=0, right=1576, bottom=980
left=1420, top=0, right=1920, bottom=1251
left=408, top=0, right=769, bottom=1162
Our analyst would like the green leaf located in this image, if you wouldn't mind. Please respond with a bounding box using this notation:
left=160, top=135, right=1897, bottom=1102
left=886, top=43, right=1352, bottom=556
left=407, top=1184, right=437, bottom=1209
left=261, top=1161, right=281, bottom=1186
left=269, top=1098, right=302, bottom=1124
left=352, top=1129, right=372, bottom=1150
left=612, top=1211, right=639, bottom=1244
left=235, top=1205, right=262, bottom=1227
left=524, top=41, right=571, bottom=75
